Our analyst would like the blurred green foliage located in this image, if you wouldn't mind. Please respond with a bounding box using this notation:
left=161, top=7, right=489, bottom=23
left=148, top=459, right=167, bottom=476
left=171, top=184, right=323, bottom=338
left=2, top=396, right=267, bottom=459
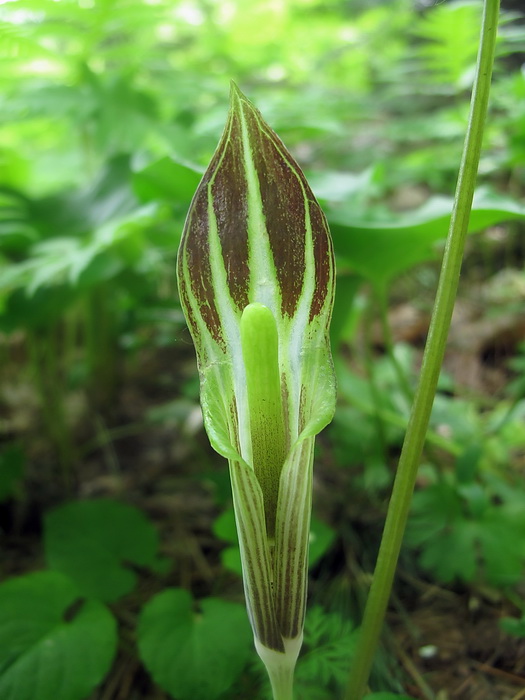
left=1, top=0, right=525, bottom=698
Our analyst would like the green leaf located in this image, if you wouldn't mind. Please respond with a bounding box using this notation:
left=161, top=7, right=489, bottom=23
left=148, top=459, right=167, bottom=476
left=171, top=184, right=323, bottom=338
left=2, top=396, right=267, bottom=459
left=308, top=168, right=375, bottom=204
left=0, top=285, right=81, bottom=332
left=0, top=571, right=117, bottom=700
left=330, top=273, right=364, bottom=349
left=408, top=479, right=525, bottom=586
left=456, top=444, right=483, bottom=484
left=418, top=521, right=478, bottom=583
left=411, top=1, right=481, bottom=85
left=30, top=155, right=138, bottom=239
left=138, top=588, right=252, bottom=700
left=294, top=605, right=358, bottom=699
left=480, top=509, right=525, bottom=586
left=329, top=190, right=525, bottom=289
left=406, top=482, right=462, bottom=546
left=132, top=156, right=203, bottom=204
left=44, top=499, right=168, bottom=602
left=429, top=395, right=480, bottom=445
left=213, top=505, right=238, bottom=544
left=308, top=516, right=336, bottom=568
left=0, top=190, right=38, bottom=254
left=500, top=615, right=525, bottom=638
left=222, top=545, right=243, bottom=576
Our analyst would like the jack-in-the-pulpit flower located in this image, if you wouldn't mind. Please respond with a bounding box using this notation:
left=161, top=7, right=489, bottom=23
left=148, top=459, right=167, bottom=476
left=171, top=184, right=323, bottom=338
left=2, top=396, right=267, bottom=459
left=177, top=83, right=336, bottom=700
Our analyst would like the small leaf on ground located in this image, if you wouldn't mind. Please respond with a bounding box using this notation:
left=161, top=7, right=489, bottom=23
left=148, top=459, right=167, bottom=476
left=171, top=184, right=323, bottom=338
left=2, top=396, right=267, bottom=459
left=44, top=499, right=169, bottom=602
left=0, top=571, right=117, bottom=700
left=407, top=481, right=525, bottom=585
left=138, top=587, right=252, bottom=700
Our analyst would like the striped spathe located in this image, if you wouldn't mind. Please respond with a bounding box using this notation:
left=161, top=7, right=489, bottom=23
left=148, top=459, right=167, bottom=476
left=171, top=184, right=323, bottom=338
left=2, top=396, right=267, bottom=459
left=177, top=82, right=336, bottom=669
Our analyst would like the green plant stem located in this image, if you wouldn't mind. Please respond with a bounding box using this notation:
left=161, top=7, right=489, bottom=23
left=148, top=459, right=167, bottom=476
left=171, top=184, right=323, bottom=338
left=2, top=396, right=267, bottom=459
left=267, top=666, right=294, bottom=700
left=345, top=1, right=500, bottom=698
left=256, top=640, right=299, bottom=700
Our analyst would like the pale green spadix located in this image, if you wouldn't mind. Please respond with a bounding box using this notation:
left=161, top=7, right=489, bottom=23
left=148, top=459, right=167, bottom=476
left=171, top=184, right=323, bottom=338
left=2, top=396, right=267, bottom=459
left=241, top=303, right=286, bottom=541
left=177, top=82, right=336, bottom=700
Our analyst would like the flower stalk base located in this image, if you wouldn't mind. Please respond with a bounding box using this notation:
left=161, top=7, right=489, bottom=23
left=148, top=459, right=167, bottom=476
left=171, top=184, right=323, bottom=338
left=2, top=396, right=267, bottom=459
left=256, top=636, right=303, bottom=700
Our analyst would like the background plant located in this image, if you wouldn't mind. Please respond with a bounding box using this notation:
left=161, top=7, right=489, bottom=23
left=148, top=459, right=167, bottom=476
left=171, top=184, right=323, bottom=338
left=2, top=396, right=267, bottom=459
left=1, top=0, right=525, bottom=698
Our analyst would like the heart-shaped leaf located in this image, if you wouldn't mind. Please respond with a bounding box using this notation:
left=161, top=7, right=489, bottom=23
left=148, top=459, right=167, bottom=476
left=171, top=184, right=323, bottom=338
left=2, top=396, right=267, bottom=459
left=138, top=588, right=252, bottom=700
left=44, top=499, right=169, bottom=602
left=0, top=571, right=117, bottom=700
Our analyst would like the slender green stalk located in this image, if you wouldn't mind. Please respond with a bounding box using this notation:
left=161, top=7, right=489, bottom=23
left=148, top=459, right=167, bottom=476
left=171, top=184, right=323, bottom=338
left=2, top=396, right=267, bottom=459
left=258, top=642, right=298, bottom=700
left=268, top=668, right=294, bottom=700
left=345, top=1, right=500, bottom=697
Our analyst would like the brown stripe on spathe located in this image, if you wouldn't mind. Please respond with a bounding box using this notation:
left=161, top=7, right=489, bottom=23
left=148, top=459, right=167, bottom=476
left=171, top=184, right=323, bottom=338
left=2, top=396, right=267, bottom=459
left=177, top=265, right=198, bottom=338
left=179, top=188, right=225, bottom=349
left=242, top=530, right=284, bottom=652
left=280, top=377, right=291, bottom=449
left=274, top=438, right=312, bottom=638
left=297, top=384, right=307, bottom=435
left=308, top=202, right=333, bottom=322
left=235, top=465, right=285, bottom=652
left=254, top=125, right=307, bottom=318
left=236, top=98, right=308, bottom=318
left=228, top=399, right=241, bottom=453
left=210, top=108, right=250, bottom=313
